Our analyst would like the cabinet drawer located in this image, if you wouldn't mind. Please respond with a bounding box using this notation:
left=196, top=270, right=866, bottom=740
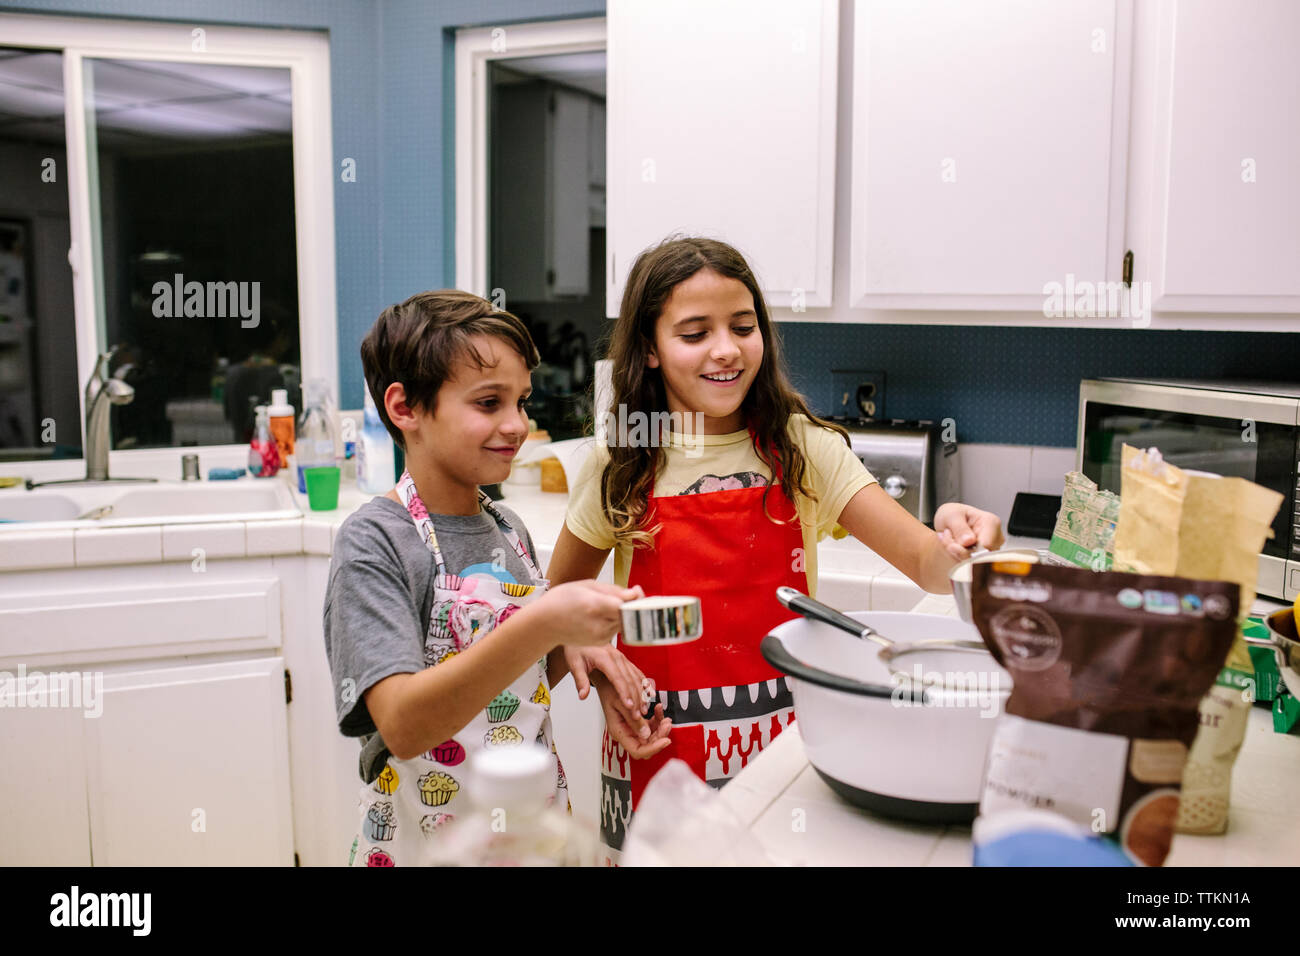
left=0, top=577, right=281, bottom=668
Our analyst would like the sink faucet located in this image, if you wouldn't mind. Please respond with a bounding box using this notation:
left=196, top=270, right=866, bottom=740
left=85, top=348, right=134, bottom=480
left=25, top=346, right=157, bottom=490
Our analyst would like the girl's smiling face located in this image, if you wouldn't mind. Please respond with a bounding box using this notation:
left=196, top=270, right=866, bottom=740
left=647, top=268, right=764, bottom=434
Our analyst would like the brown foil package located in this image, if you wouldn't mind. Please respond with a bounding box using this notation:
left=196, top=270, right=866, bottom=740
left=971, top=561, right=1238, bottom=866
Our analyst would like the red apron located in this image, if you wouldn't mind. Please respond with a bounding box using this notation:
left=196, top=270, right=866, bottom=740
left=598, top=440, right=807, bottom=863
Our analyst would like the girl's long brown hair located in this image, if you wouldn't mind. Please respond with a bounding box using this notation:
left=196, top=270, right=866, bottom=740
left=600, top=236, right=849, bottom=547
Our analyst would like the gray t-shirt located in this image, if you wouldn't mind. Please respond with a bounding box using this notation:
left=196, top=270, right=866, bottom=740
left=323, top=495, right=542, bottom=781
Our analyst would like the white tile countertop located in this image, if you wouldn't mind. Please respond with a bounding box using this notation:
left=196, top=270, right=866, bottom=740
left=718, top=591, right=1300, bottom=867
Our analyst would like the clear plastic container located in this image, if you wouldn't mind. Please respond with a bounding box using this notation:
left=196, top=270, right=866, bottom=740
left=295, top=380, right=336, bottom=493
left=356, top=386, right=396, bottom=495
left=247, top=405, right=279, bottom=478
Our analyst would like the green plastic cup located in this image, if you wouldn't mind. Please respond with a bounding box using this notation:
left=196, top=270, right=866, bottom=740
left=304, top=465, right=341, bottom=511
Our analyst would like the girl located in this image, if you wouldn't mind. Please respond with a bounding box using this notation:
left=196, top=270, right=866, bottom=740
left=546, top=238, right=1004, bottom=863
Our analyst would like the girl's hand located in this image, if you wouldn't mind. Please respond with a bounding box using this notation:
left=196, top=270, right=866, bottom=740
left=563, top=643, right=653, bottom=740
left=593, top=671, right=673, bottom=760
left=934, top=502, right=1005, bottom=560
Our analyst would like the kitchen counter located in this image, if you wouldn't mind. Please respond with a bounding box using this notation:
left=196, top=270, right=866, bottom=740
left=719, top=591, right=1300, bottom=866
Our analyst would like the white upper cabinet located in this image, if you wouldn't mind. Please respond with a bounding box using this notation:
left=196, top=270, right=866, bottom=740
left=1145, top=0, right=1300, bottom=314
left=849, top=0, right=1132, bottom=311
left=606, top=0, right=839, bottom=315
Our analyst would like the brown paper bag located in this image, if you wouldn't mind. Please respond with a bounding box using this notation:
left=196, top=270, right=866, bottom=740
left=1113, top=444, right=1282, bottom=611
left=1112, top=443, right=1283, bottom=834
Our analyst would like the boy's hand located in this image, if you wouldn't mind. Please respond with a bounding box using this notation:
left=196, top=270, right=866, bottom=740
left=934, top=502, right=1005, bottom=560
left=536, top=581, right=644, bottom=648
left=594, top=670, right=672, bottom=760
left=564, top=643, right=653, bottom=740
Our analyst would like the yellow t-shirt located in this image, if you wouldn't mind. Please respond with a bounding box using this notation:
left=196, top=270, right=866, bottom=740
left=564, top=414, right=877, bottom=594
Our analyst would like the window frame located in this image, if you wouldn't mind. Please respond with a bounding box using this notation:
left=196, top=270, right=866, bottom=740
left=0, top=12, right=337, bottom=467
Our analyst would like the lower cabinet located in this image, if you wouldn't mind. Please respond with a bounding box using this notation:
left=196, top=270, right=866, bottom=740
left=0, top=560, right=296, bottom=866
left=2, top=656, right=293, bottom=866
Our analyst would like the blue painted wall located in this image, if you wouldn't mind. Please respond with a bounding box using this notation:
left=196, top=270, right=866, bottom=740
left=5, top=0, right=1298, bottom=447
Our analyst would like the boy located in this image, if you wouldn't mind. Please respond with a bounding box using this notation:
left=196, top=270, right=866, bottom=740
left=325, top=290, right=666, bottom=867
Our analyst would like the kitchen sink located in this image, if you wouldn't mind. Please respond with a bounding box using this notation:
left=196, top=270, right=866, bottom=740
left=0, top=479, right=300, bottom=528
left=0, top=491, right=84, bottom=522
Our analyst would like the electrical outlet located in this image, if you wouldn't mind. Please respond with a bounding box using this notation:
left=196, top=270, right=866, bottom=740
left=829, top=369, right=886, bottom=420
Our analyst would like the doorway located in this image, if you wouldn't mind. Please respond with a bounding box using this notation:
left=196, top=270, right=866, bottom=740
left=455, top=19, right=606, bottom=442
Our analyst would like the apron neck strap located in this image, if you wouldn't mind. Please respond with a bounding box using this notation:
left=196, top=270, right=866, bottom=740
left=395, top=471, right=541, bottom=579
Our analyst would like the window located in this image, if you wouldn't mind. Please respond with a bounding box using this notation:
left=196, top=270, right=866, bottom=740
left=0, top=15, right=335, bottom=464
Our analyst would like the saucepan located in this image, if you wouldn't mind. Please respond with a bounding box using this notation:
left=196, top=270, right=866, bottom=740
left=761, top=598, right=1011, bottom=824
left=1255, top=607, right=1300, bottom=699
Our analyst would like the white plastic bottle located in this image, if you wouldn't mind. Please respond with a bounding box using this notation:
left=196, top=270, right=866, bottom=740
left=356, top=387, right=396, bottom=495
left=426, top=745, right=596, bottom=866
left=295, top=380, right=336, bottom=493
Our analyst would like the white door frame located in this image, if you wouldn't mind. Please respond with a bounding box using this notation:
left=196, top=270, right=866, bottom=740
left=0, top=12, right=336, bottom=463
left=454, top=17, right=606, bottom=299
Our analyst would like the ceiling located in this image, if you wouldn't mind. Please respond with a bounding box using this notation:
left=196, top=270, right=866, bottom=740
left=0, top=48, right=292, bottom=148
left=495, top=51, right=606, bottom=97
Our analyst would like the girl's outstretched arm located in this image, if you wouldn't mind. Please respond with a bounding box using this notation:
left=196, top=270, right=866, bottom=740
left=836, top=484, right=1004, bottom=593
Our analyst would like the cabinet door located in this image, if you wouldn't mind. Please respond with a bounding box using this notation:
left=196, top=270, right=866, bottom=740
left=0, top=680, right=93, bottom=865
left=850, top=0, right=1131, bottom=310
left=85, top=657, right=294, bottom=866
left=607, top=0, right=839, bottom=315
left=1149, top=0, right=1300, bottom=313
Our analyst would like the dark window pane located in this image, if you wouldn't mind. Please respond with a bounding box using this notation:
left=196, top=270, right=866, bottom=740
left=0, top=48, right=80, bottom=460
left=86, top=58, right=299, bottom=449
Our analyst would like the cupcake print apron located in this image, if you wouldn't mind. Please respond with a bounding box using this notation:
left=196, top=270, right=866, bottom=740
left=348, top=471, right=568, bottom=867
left=598, top=436, right=805, bottom=864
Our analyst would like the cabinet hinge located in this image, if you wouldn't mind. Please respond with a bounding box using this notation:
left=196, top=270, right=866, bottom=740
left=293, top=852, right=301, bottom=867
left=1122, top=250, right=1134, bottom=287
left=546, top=268, right=555, bottom=286
left=284, top=668, right=293, bottom=704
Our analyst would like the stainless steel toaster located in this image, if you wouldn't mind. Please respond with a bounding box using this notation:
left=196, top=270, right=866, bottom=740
left=832, top=419, right=961, bottom=524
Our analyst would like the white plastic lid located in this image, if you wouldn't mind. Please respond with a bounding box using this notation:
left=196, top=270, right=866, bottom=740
left=271, top=388, right=287, bottom=406
left=468, top=743, right=554, bottom=811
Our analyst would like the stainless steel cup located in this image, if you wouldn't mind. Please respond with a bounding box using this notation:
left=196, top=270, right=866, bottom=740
left=620, top=595, right=703, bottom=646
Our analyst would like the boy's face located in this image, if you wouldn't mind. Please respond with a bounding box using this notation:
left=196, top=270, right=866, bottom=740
left=406, top=334, right=532, bottom=489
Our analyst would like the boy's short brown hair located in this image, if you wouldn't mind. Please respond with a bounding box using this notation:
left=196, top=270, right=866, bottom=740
left=360, top=290, right=539, bottom=450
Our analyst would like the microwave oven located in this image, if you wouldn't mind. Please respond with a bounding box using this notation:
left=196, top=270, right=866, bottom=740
left=1077, top=377, right=1300, bottom=603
